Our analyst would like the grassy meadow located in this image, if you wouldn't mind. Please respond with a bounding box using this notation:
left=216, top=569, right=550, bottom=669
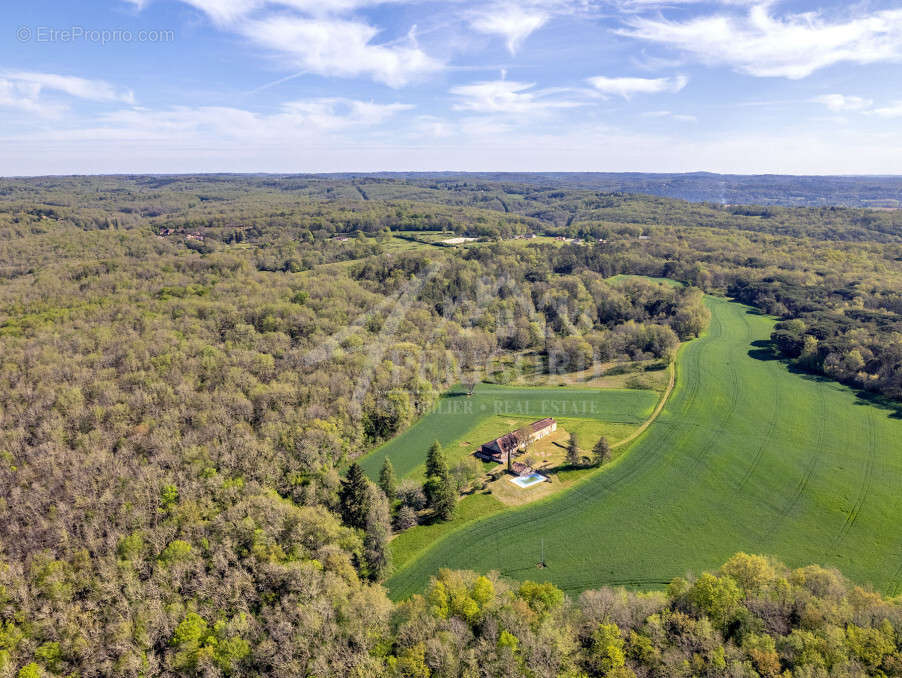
left=358, top=383, right=658, bottom=480
left=387, top=295, right=902, bottom=599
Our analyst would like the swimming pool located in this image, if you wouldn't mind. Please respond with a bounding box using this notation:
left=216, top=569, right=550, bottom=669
left=509, top=473, right=548, bottom=488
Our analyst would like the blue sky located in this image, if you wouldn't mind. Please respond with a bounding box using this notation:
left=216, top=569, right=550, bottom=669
left=2, top=0, right=902, bottom=174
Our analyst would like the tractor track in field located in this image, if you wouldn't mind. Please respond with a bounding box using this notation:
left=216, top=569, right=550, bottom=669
left=737, top=375, right=781, bottom=491
left=410, top=418, right=688, bottom=582
left=387, top=297, right=902, bottom=601
left=833, top=407, right=877, bottom=549
left=678, top=332, right=702, bottom=418
left=778, top=384, right=827, bottom=523
left=391, top=305, right=709, bottom=590
left=887, top=551, right=902, bottom=598
left=686, top=305, right=746, bottom=476
left=888, top=444, right=902, bottom=596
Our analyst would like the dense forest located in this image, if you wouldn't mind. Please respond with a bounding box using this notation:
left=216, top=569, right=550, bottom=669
left=1, top=175, right=902, bottom=676
left=343, top=173, right=902, bottom=209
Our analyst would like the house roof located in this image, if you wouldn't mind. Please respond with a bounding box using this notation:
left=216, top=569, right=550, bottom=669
left=484, top=431, right=521, bottom=456
left=480, top=418, right=555, bottom=456
left=530, top=418, right=554, bottom=433
left=511, top=461, right=532, bottom=476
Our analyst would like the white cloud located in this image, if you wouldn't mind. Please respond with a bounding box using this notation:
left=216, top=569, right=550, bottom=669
left=615, top=0, right=760, bottom=7
left=470, top=4, right=550, bottom=54
left=138, top=0, right=441, bottom=86
left=159, top=0, right=402, bottom=22
left=619, top=5, right=902, bottom=79
left=873, top=102, right=902, bottom=118
left=451, top=79, right=582, bottom=115
left=274, top=0, right=404, bottom=16
left=587, top=74, right=687, bottom=98
left=0, top=71, right=134, bottom=119
left=280, top=98, right=412, bottom=129
left=641, top=110, right=696, bottom=122
left=177, top=0, right=262, bottom=23
left=2, top=71, right=134, bottom=104
left=812, top=94, right=872, bottom=112
left=0, top=80, right=65, bottom=118
left=238, top=16, right=440, bottom=87
left=94, top=98, right=411, bottom=141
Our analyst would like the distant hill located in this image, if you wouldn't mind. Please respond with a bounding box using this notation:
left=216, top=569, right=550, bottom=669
left=325, top=172, right=902, bottom=208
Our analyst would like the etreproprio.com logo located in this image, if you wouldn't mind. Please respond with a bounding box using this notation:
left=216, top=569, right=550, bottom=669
left=17, top=26, right=176, bottom=45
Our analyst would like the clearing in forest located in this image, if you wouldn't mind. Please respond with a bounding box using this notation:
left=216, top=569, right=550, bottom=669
left=359, top=383, right=658, bottom=481
left=387, top=295, right=902, bottom=599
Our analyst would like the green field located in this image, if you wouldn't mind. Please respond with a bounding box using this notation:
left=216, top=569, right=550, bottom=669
left=359, top=383, right=658, bottom=480
left=387, top=296, right=902, bottom=599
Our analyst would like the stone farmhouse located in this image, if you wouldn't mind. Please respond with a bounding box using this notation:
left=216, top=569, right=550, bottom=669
left=475, top=418, right=557, bottom=464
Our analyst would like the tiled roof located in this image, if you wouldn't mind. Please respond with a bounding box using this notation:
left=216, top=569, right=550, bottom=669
left=530, top=418, right=554, bottom=432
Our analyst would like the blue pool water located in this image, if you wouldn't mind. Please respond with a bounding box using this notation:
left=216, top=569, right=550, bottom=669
left=509, top=473, right=548, bottom=488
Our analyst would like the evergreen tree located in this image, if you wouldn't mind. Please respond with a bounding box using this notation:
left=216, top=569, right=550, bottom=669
left=567, top=432, right=581, bottom=466
left=379, top=457, right=397, bottom=499
left=363, top=484, right=392, bottom=581
left=425, top=440, right=448, bottom=479
left=592, top=436, right=611, bottom=466
left=339, top=463, right=370, bottom=530
left=425, top=473, right=456, bottom=521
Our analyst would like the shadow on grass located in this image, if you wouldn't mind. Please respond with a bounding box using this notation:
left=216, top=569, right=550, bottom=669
left=851, top=389, right=902, bottom=420
left=553, top=463, right=596, bottom=473
left=746, top=339, right=780, bottom=362
left=774, top=352, right=902, bottom=421
left=443, top=391, right=471, bottom=398
left=732, top=300, right=902, bottom=419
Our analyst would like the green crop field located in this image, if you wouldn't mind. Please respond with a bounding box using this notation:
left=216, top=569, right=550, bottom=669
left=387, top=296, right=902, bottom=599
left=359, top=384, right=658, bottom=480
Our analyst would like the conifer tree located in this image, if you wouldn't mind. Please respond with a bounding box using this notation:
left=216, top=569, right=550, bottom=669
left=424, top=441, right=456, bottom=521
left=425, top=440, right=448, bottom=479
left=339, top=463, right=370, bottom=530
left=363, top=483, right=392, bottom=581
left=379, top=457, right=397, bottom=499
left=567, top=432, right=581, bottom=466
left=425, top=473, right=456, bottom=521
left=592, top=436, right=611, bottom=466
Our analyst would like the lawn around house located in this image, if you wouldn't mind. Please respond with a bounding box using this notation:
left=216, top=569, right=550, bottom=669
left=358, top=383, right=658, bottom=481
left=386, top=295, right=902, bottom=600
left=384, top=359, right=677, bottom=572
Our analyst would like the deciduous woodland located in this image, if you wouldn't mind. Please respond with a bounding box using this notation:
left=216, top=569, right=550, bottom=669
left=1, top=176, right=902, bottom=677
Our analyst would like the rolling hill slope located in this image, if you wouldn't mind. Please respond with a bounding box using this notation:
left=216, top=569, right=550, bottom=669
left=387, top=296, right=902, bottom=599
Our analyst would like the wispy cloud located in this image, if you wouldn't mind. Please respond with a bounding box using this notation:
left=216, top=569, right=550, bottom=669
left=812, top=94, right=873, bottom=112
left=618, top=5, right=902, bottom=79
left=470, top=4, right=550, bottom=54
left=71, top=97, right=411, bottom=143
left=134, top=0, right=440, bottom=87
left=873, top=102, right=902, bottom=118
left=451, top=78, right=583, bottom=115
left=641, top=109, right=696, bottom=122
left=2, top=71, right=134, bottom=104
left=614, top=0, right=761, bottom=7
left=128, top=0, right=401, bottom=21
left=0, top=80, right=64, bottom=118
left=587, top=74, right=687, bottom=98
left=0, top=71, right=134, bottom=118
left=239, top=16, right=441, bottom=87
